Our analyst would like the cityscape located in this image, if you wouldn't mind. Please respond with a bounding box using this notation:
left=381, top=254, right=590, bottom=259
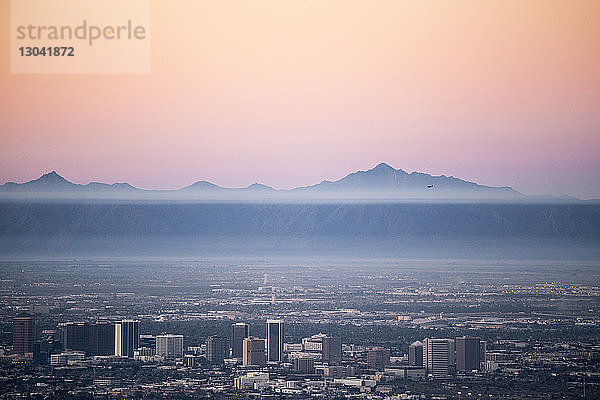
left=2, top=1, right=600, bottom=399
left=1, top=259, right=598, bottom=399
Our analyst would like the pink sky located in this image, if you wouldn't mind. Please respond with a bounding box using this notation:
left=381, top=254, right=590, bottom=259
left=1, top=0, right=599, bottom=198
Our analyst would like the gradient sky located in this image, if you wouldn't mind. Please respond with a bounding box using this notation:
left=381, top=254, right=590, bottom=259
left=1, top=0, right=599, bottom=198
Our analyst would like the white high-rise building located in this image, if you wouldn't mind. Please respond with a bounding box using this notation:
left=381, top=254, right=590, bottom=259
left=424, top=338, right=455, bottom=377
left=266, top=319, right=284, bottom=362
left=156, top=334, right=184, bottom=359
left=114, top=320, right=139, bottom=357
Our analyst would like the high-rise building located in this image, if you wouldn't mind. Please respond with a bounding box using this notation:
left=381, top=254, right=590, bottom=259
left=231, top=323, right=249, bottom=359
left=409, top=341, right=423, bottom=366
left=206, top=335, right=228, bottom=364
left=243, top=337, right=266, bottom=366
left=266, top=319, right=284, bottom=362
left=114, top=320, right=139, bottom=357
left=301, top=333, right=341, bottom=364
left=13, top=316, right=34, bottom=356
left=456, top=336, right=480, bottom=372
left=156, top=334, right=183, bottom=359
left=294, top=356, right=314, bottom=373
left=424, top=338, right=455, bottom=377
left=322, top=336, right=342, bottom=365
left=88, top=321, right=114, bottom=356
left=58, top=321, right=115, bottom=356
left=367, top=347, right=390, bottom=370
left=480, top=340, right=487, bottom=364
left=60, top=322, right=89, bottom=353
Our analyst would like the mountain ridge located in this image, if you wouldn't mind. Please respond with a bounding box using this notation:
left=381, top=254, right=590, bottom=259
left=0, top=163, right=572, bottom=202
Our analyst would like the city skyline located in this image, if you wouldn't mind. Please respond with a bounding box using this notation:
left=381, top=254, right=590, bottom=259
left=3, top=259, right=598, bottom=398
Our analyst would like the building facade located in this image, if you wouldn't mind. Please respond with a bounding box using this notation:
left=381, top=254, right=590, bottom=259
left=114, top=320, right=139, bottom=357
left=156, top=334, right=184, bottom=359
left=266, top=319, right=284, bottom=362
left=13, top=316, right=34, bottom=356
left=409, top=340, right=423, bottom=366
left=294, top=356, right=315, bottom=373
left=231, top=323, right=249, bottom=359
left=60, top=322, right=89, bottom=353
left=322, top=336, right=342, bottom=365
left=456, top=336, right=480, bottom=372
left=89, top=321, right=115, bottom=356
left=367, top=347, right=390, bottom=370
left=206, top=335, right=228, bottom=364
left=424, top=338, right=455, bottom=377
left=243, top=337, right=266, bottom=366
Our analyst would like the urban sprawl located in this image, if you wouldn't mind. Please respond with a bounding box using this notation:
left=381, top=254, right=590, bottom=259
left=1, top=260, right=599, bottom=399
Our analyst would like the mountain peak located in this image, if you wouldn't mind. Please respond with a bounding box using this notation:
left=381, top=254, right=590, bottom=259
left=182, top=180, right=223, bottom=191
left=367, top=162, right=408, bottom=175
left=34, top=171, right=72, bottom=185
left=373, top=162, right=395, bottom=171
left=42, top=170, right=60, bottom=178
left=246, top=183, right=274, bottom=191
left=363, top=162, right=407, bottom=177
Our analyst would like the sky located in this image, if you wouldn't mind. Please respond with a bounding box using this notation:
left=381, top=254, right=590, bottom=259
left=1, top=0, right=599, bottom=198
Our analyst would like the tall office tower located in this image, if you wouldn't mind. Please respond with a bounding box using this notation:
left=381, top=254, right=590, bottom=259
left=88, top=321, right=115, bottom=355
left=231, top=323, right=250, bottom=359
left=114, top=320, right=140, bottom=357
left=155, top=334, right=184, bottom=359
left=243, top=337, right=266, bottom=366
left=206, top=336, right=229, bottom=364
left=294, top=356, right=315, bottom=374
left=13, top=316, right=34, bottom=355
left=322, top=336, right=342, bottom=365
left=60, top=322, right=90, bottom=353
left=479, top=341, right=487, bottom=364
left=456, top=336, right=481, bottom=372
left=424, top=338, right=455, bottom=377
left=409, top=341, right=424, bottom=366
left=367, top=347, right=390, bottom=370
left=266, top=319, right=284, bottom=362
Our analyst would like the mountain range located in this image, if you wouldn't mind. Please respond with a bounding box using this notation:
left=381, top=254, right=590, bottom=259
left=1, top=163, right=598, bottom=256
left=0, top=163, right=542, bottom=201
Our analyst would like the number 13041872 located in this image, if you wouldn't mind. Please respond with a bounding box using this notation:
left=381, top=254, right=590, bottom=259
left=19, top=47, right=74, bottom=56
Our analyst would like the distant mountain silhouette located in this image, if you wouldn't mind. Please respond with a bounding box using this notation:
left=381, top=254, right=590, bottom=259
left=294, top=162, right=520, bottom=199
left=32, top=170, right=72, bottom=185
left=0, top=163, right=572, bottom=201
left=180, top=181, right=276, bottom=193
left=181, top=180, right=224, bottom=192
left=2, top=171, right=77, bottom=190
left=1, top=165, right=598, bottom=257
